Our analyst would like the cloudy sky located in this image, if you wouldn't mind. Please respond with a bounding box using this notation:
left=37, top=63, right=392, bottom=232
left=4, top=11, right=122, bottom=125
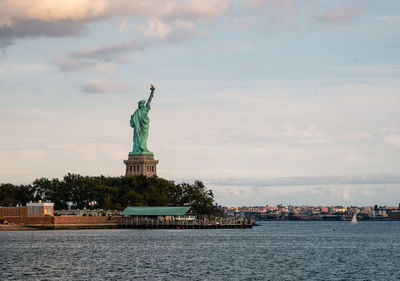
left=1, top=0, right=399, bottom=206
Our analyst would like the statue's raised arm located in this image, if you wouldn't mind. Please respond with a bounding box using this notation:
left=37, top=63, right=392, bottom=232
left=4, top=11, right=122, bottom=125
left=146, top=84, right=155, bottom=107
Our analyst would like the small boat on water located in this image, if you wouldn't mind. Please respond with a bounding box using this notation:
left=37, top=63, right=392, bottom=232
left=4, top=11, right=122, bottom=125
left=350, top=213, right=358, bottom=224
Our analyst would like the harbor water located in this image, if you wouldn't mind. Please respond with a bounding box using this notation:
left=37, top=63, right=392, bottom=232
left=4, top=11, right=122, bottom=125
left=1, top=221, right=399, bottom=280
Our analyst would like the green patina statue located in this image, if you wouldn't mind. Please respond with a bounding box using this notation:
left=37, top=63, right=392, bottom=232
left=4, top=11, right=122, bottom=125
left=129, top=84, right=155, bottom=155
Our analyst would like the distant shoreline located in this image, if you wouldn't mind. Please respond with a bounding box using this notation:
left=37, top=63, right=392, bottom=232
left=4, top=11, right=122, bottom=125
left=254, top=218, right=400, bottom=222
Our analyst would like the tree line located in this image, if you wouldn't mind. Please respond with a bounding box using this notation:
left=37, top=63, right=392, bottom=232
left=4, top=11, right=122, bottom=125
left=0, top=174, right=216, bottom=216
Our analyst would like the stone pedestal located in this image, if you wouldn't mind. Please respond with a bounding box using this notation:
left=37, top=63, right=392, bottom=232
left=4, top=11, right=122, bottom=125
left=124, top=154, right=159, bottom=177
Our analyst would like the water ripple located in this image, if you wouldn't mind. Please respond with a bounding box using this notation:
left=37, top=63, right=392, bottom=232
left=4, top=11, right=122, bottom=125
left=1, top=221, right=400, bottom=280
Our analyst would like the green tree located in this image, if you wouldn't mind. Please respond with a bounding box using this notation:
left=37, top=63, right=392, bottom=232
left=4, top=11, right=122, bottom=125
left=178, top=180, right=214, bottom=217
left=1, top=174, right=216, bottom=216
left=0, top=183, right=35, bottom=206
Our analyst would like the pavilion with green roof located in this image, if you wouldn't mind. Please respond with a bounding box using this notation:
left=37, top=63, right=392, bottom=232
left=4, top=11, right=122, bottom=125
left=121, top=206, right=191, bottom=217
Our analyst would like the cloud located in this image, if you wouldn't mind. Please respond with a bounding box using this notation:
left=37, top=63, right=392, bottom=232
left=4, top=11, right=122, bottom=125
left=374, top=15, right=400, bottom=23
left=72, top=40, right=149, bottom=59
left=210, top=174, right=400, bottom=187
left=340, top=132, right=371, bottom=141
left=0, top=19, right=88, bottom=39
left=0, top=0, right=228, bottom=44
left=381, top=128, right=400, bottom=147
left=2, top=0, right=225, bottom=72
left=55, top=39, right=148, bottom=72
left=0, top=1, right=108, bottom=26
left=316, top=2, right=362, bottom=23
left=138, top=18, right=172, bottom=39
left=91, top=63, right=116, bottom=74
left=137, top=18, right=198, bottom=40
left=0, top=64, right=55, bottom=76
left=55, top=57, right=96, bottom=71
left=17, top=149, right=47, bottom=161
left=81, top=78, right=127, bottom=93
left=155, top=0, right=230, bottom=21
left=118, top=18, right=128, bottom=33
left=0, top=0, right=228, bottom=26
left=382, top=127, right=400, bottom=133
left=136, top=18, right=204, bottom=45
left=385, top=134, right=400, bottom=148
left=54, top=39, right=148, bottom=72
left=243, top=0, right=298, bottom=25
left=55, top=18, right=199, bottom=72
left=211, top=183, right=400, bottom=206
left=245, top=0, right=296, bottom=10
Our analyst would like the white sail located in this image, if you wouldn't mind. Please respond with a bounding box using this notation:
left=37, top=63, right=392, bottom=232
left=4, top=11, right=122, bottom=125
left=350, top=213, right=358, bottom=224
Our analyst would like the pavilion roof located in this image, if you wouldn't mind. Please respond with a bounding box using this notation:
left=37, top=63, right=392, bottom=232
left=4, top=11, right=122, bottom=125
left=121, top=206, right=191, bottom=216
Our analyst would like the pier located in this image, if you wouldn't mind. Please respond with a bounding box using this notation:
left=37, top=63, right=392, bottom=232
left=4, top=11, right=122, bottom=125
left=120, top=217, right=255, bottom=229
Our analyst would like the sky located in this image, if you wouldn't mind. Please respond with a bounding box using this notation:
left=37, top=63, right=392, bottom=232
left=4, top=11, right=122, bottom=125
left=1, top=0, right=400, bottom=207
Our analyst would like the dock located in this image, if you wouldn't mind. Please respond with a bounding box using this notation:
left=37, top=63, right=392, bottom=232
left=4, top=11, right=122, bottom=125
left=119, top=217, right=255, bottom=229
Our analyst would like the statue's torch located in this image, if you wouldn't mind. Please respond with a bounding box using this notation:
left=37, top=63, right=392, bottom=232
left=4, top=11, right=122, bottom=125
left=150, top=84, right=155, bottom=91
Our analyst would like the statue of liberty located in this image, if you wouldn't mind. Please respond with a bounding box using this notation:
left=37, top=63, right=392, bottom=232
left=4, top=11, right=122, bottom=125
left=129, top=84, right=155, bottom=155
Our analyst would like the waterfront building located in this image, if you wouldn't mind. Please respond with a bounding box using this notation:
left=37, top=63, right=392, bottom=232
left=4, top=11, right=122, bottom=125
left=27, top=201, right=54, bottom=216
left=0, top=201, right=54, bottom=224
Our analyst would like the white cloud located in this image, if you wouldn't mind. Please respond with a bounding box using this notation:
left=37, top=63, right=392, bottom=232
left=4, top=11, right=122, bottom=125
left=55, top=57, right=116, bottom=73
left=55, top=57, right=95, bottom=71
left=374, top=15, right=400, bottom=23
left=55, top=17, right=200, bottom=72
left=139, top=18, right=172, bottom=38
left=385, top=134, right=400, bottom=148
left=0, top=0, right=228, bottom=26
left=341, top=132, right=371, bottom=141
left=382, top=128, right=400, bottom=133
left=243, top=0, right=298, bottom=26
left=244, top=0, right=297, bottom=10
left=231, top=18, right=245, bottom=30
left=92, top=63, right=116, bottom=74
left=136, top=18, right=197, bottom=40
left=210, top=183, right=400, bottom=206
left=0, top=63, right=54, bottom=74
left=0, top=0, right=228, bottom=41
left=54, top=40, right=148, bottom=71
left=81, top=78, right=127, bottom=93
left=17, top=149, right=47, bottom=161
left=118, top=18, right=128, bottom=33
left=316, top=2, right=362, bottom=23
left=73, top=41, right=147, bottom=58
left=0, top=1, right=107, bottom=26
left=209, top=174, right=400, bottom=188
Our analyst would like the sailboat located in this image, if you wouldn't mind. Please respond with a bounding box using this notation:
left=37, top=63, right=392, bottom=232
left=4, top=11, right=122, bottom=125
left=350, top=213, right=358, bottom=224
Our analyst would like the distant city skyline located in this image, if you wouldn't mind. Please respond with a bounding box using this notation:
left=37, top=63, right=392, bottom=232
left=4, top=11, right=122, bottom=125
left=1, top=0, right=399, bottom=206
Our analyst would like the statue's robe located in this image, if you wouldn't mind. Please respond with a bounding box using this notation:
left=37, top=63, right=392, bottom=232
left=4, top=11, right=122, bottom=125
left=130, top=104, right=151, bottom=154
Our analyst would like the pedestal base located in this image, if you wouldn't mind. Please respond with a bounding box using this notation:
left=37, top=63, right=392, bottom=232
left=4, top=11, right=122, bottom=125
left=123, top=154, right=159, bottom=177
